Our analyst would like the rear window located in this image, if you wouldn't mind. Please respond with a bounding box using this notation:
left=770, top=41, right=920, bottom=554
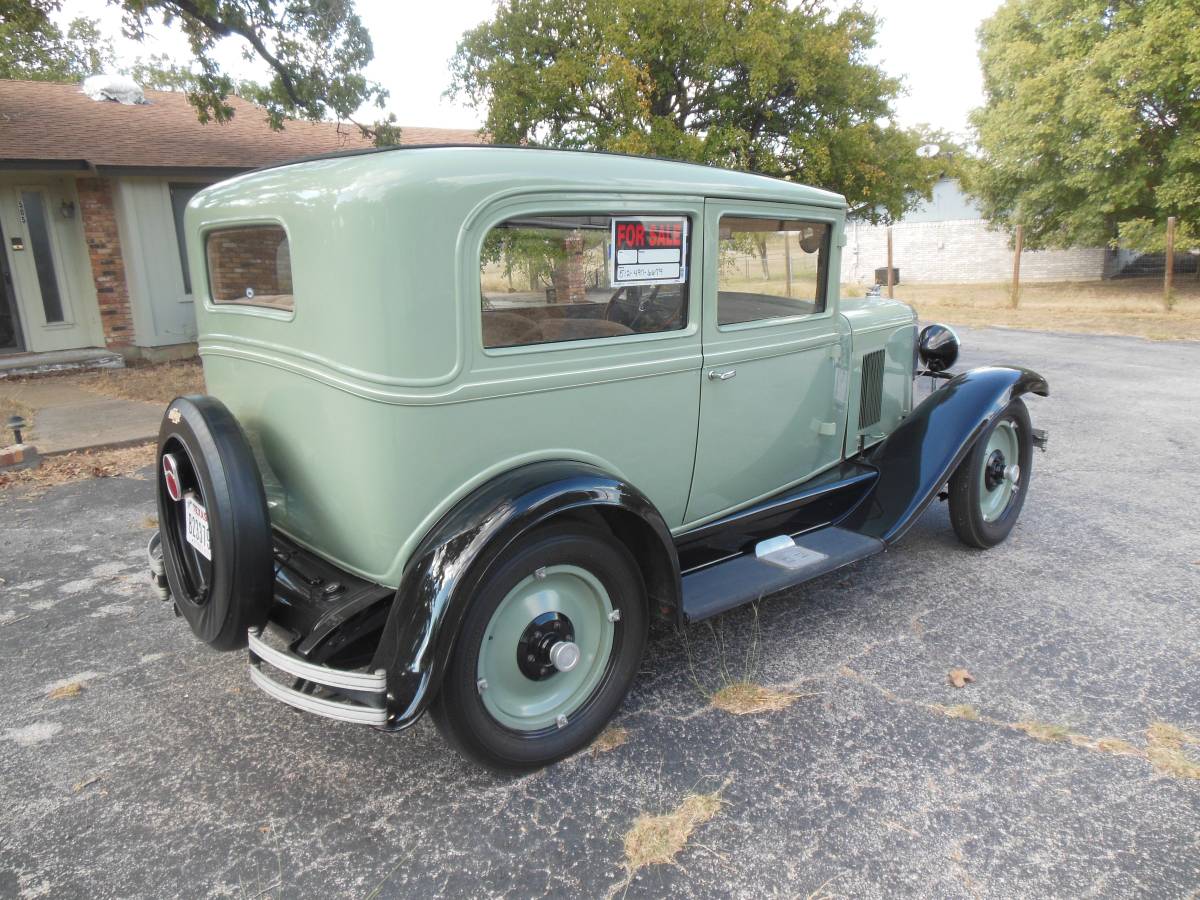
left=205, top=225, right=294, bottom=312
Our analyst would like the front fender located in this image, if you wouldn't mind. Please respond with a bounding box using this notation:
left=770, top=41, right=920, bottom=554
left=844, top=366, right=1048, bottom=544
left=369, top=460, right=678, bottom=730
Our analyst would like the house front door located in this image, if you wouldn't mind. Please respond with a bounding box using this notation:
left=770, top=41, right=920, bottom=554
left=0, top=219, right=22, bottom=352
left=1, top=184, right=95, bottom=353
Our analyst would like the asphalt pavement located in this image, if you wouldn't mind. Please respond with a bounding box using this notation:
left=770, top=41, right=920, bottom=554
left=1, top=326, right=1198, bottom=899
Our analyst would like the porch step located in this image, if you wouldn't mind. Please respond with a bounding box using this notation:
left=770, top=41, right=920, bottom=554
left=680, top=526, right=884, bottom=623
left=0, top=348, right=125, bottom=379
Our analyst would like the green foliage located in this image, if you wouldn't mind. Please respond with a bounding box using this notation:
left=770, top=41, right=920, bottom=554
left=970, top=0, right=1200, bottom=249
left=3, top=0, right=396, bottom=144
left=119, top=0, right=388, bottom=137
left=1117, top=218, right=1200, bottom=255
left=449, top=0, right=942, bottom=221
left=0, top=1, right=116, bottom=80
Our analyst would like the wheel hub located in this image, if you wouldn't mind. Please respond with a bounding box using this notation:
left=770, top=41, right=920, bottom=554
left=984, top=449, right=1007, bottom=491
left=517, top=611, right=577, bottom=680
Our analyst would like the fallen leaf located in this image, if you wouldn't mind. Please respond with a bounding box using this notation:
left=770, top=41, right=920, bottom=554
left=72, top=775, right=101, bottom=793
left=948, top=668, right=975, bottom=689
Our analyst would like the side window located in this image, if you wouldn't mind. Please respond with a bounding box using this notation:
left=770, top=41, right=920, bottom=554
left=205, top=225, right=294, bottom=312
left=717, top=216, right=830, bottom=326
left=480, top=214, right=689, bottom=349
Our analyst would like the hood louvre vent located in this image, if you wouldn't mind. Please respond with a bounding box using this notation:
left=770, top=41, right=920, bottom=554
left=858, top=349, right=885, bottom=429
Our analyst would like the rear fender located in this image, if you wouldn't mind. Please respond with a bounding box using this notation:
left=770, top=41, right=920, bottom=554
left=369, top=460, right=678, bottom=729
left=843, top=366, right=1048, bottom=544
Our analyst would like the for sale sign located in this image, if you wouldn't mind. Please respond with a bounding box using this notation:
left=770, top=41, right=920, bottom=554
left=610, top=216, right=688, bottom=287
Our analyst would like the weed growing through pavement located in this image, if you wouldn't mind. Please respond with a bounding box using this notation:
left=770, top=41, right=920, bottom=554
left=680, top=605, right=812, bottom=716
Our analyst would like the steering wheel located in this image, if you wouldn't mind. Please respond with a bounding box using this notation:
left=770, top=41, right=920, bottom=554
left=605, top=285, right=663, bottom=331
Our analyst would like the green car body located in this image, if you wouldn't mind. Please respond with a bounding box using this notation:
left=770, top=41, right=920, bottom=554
left=151, top=146, right=1045, bottom=769
left=188, top=147, right=915, bottom=586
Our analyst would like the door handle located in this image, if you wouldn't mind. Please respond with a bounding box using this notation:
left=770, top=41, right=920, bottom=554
left=707, top=368, right=737, bottom=382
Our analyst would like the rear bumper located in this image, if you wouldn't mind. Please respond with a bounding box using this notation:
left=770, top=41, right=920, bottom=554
left=247, top=627, right=388, bottom=726
left=151, top=526, right=400, bottom=728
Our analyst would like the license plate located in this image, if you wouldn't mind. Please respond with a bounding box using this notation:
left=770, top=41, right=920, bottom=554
left=184, top=494, right=211, bottom=560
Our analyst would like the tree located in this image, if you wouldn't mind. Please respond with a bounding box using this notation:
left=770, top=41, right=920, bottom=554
left=449, top=0, right=941, bottom=221
left=0, top=2, right=116, bottom=81
left=969, top=0, right=1200, bottom=250
left=3, top=0, right=396, bottom=143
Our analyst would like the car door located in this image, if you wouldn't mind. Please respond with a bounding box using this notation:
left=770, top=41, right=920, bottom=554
left=684, top=199, right=850, bottom=524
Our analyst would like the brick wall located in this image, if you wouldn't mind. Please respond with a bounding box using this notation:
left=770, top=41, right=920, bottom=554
left=76, top=177, right=134, bottom=347
left=840, top=219, right=1114, bottom=285
left=206, top=227, right=292, bottom=304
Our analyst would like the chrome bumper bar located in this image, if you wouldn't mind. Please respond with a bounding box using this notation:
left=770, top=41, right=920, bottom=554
left=247, top=628, right=388, bottom=726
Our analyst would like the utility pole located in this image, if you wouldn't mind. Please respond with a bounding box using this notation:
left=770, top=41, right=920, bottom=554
left=1010, top=224, right=1024, bottom=309
left=1165, top=216, right=1176, bottom=310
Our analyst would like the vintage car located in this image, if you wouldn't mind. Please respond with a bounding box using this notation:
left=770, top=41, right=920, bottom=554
left=148, top=146, right=1048, bottom=770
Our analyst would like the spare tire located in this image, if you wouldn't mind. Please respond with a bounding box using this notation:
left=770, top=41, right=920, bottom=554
left=156, top=395, right=273, bottom=651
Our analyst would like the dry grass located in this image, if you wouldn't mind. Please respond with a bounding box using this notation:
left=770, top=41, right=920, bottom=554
left=622, top=787, right=726, bottom=875
left=929, top=701, right=1200, bottom=781
left=47, top=681, right=84, bottom=700
left=1145, top=722, right=1200, bottom=780
left=65, top=358, right=204, bottom=405
left=710, top=681, right=801, bottom=715
left=1014, top=721, right=1072, bottom=743
left=0, top=441, right=154, bottom=493
left=849, top=276, right=1200, bottom=341
left=935, top=703, right=981, bottom=722
left=590, top=725, right=630, bottom=755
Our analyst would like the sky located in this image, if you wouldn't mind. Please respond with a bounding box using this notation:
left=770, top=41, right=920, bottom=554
left=58, top=0, right=1004, bottom=139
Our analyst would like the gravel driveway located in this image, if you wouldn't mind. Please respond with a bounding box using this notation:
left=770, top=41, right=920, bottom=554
left=1, top=326, right=1197, bottom=899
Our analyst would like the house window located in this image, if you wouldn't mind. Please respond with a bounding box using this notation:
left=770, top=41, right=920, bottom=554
left=480, top=214, right=689, bottom=349
left=169, top=183, right=208, bottom=295
left=717, top=217, right=830, bottom=326
left=205, top=225, right=294, bottom=312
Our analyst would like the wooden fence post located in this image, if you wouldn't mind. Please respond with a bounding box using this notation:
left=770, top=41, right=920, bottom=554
left=1164, top=216, right=1176, bottom=310
left=1010, top=224, right=1023, bottom=309
left=886, top=226, right=894, bottom=299
left=784, top=232, right=793, bottom=297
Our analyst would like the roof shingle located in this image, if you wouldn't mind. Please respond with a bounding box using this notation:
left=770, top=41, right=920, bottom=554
left=0, top=79, right=485, bottom=172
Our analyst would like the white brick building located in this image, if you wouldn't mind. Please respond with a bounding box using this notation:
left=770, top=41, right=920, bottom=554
left=839, top=178, right=1117, bottom=286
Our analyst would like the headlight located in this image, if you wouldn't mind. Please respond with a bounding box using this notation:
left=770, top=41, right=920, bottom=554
left=918, top=324, right=960, bottom=372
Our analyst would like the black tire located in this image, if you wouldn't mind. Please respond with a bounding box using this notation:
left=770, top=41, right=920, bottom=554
left=156, top=395, right=273, bottom=651
left=947, top=398, right=1034, bottom=549
left=431, top=526, right=647, bottom=772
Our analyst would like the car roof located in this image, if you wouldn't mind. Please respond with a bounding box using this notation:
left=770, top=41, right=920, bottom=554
left=248, top=144, right=847, bottom=210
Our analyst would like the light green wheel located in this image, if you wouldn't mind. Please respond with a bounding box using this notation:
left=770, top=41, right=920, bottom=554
left=477, top=564, right=616, bottom=732
left=948, top=398, right=1033, bottom=549
left=978, top=419, right=1020, bottom=522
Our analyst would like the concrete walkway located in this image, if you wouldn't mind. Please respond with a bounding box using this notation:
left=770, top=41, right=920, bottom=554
left=0, top=379, right=160, bottom=455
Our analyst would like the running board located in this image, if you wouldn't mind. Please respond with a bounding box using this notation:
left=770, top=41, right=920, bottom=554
left=680, top=526, right=884, bottom=623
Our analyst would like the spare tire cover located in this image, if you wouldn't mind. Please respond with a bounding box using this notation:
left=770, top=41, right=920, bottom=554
left=156, top=395, right=273, bottom=651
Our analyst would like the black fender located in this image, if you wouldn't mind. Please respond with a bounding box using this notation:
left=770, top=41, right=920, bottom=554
left=843, top=366, right=1048, bottom=544
left=369, top=460, right=679, bottom=730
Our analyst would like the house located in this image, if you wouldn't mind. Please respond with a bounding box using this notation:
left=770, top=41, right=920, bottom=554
left=0, top=79, right=484, bottom=363
left=840, top=176, right=1120, bottom=286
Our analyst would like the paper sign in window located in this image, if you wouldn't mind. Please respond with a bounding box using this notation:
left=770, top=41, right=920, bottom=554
left=609, top=216, right=688, bottom=287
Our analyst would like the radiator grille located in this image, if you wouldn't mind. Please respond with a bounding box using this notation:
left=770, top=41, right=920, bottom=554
left=858, top=349, right=885, bottom=429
